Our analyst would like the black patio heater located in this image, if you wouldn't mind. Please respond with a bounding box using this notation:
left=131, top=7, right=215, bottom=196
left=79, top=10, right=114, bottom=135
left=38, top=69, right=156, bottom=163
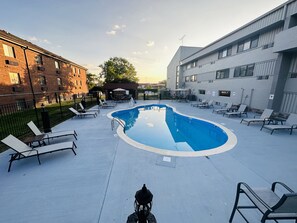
left=40, top=103, right=51, bottom=133
left=127, top=184, right=157, bottom=223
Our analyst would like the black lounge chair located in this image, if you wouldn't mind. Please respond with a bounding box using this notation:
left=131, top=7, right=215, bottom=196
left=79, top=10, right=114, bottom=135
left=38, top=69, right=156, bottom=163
left=240, top=109, right=273, bottom=126
left=1, top=134, right=77, bottom=172
left=223, top=104, right=247, bottom=118
left=213, top=102, right=232, bottom=114
left=260, top=113, right=297, bottom=134
left=229, top=182, right=297, bottom=223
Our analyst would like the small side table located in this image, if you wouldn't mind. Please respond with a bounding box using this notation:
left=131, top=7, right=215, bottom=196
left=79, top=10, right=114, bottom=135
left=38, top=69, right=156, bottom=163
left=23, top=134, right=46, bottom=147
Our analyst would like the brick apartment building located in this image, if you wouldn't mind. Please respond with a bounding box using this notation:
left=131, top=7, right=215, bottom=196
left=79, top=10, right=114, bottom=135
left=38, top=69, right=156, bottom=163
left=0, top=30, right=88, bottom=107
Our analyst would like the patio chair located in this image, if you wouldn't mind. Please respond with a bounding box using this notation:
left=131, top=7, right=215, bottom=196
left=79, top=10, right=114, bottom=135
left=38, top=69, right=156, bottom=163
left=99, top=99, right=117, bottom=109
left=240, top=109, right=273, bottom=126
left=260, top=113, right=297, bottom=135
left=1, top=134, right=77, bottom=172
left=197, top=100, right=214, bottom=109
left=78, top=102, right=100, bottom=114
left=229, top=182, right=297, bottom=223
left=69, top=107, right=97, bottom=118
left=213, top=102, right=232, bottom=114
left=223, top=104, right=247, bottom=118
left=191, top=99, right=207, bottom=107
left=27, top=121, right=77, bottom=143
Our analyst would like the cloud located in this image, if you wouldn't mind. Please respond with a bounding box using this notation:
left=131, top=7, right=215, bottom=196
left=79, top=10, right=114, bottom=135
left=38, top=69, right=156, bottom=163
left=28, top=36, right=51, bottom=44
left=146, top=41, right=155, bottom=47
left=106, top=24, right=126, bottom=36
left=106, top=30, right=116, bottom=35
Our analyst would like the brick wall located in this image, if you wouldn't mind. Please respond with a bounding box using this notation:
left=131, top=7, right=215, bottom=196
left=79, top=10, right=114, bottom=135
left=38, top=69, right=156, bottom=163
left=0, top=37, right=88, bottom=106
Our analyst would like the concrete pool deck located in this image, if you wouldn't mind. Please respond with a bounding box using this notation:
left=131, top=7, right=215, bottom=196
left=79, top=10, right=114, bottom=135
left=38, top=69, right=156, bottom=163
left=0, top=100, right=296, bottom=223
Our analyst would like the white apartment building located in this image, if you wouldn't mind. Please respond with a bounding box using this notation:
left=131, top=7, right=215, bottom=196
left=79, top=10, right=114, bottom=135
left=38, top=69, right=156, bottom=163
left=167, top=0, right=297, bottom=113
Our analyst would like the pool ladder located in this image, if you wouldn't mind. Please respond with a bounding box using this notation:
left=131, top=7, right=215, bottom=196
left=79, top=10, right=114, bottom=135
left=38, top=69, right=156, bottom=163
left=111, top=117, right=126, bottom=133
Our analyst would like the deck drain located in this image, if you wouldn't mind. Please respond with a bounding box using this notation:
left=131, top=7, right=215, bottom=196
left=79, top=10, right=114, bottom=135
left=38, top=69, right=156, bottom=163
left=156, top=156, right=176, bottom=168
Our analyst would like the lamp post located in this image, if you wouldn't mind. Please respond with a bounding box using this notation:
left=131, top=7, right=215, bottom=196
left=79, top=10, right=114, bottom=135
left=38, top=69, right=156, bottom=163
left=127, top=184, right=157, bottom=223
left=22, top=46, right=40, bottom=126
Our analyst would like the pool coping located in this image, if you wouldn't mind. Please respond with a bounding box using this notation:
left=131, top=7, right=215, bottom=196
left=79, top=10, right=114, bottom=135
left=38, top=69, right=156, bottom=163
left=107, top=103, right=237, bottom=157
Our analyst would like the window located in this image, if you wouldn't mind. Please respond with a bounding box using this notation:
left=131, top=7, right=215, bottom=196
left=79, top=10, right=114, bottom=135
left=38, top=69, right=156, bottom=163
left=216, top=69, right=230, bottom=79
left=39, top=76, right=46, bottom=85
left=234, top=64, right=255, bottom=77
left=57, top=77, right=62, bottom=86
left=35, top=55, right=43, bottom=65
left=237, top=36, right=259, bottom=52
left=219, top=90, right=231, bottom=97
left=190, top=75, right=197, bottom=82
left=9, top=72, right=21, bottom=84
left=77, top=68, right=80, bottom=74
left=80, top=80, right=82, bottom=86
left=55, top=61, right=60, bottom=69
left=16, top=99, right=26, bottom=110
left=73, top=67, right=76, bottom=73
left=3, top=44, right=16, bottom=58
left=218, top=46, right=232, bottom=59
left=199, top=90, right=205, bottom=94
left=186, top=64, right=191, bottom=69
left=185, top=76, right=190, bottom=82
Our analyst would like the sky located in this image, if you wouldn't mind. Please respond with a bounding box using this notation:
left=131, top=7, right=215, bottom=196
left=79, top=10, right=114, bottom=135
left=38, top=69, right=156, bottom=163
left=0, top=0, right=288, bottom=83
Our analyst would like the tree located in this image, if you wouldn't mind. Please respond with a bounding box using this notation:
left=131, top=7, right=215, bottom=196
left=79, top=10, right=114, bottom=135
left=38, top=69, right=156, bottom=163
left=99, top=57, right=139, bottom=83
left=86, top=73, right=103, bottom=89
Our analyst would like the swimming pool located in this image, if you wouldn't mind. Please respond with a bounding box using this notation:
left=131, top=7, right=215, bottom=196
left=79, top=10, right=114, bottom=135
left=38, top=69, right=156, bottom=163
left=109, top=104, right=237, bottom=157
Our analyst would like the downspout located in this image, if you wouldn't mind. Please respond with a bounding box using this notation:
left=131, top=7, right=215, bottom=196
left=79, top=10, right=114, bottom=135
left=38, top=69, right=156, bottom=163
left=240, top=88, right=245, bottom=104
left=22, top=46, right=40, bottom=126
left=249, top=88, right=254, bottom=109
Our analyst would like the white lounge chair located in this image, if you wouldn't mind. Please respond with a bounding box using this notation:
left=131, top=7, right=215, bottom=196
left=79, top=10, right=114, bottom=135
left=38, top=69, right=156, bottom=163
left=69, top=107, right=97, bottom=118
left=240, top=109, right=273, bottom=126
left=99, top=99, right=117, bottom=109
left=260, top=113, right=297, bottom=135
left=223, top=104, right=247, bottom=118
left=1, top=134, right=77, bottom=172
left=213, top=102, right=232, bottom=114
left=79, top=102, right=100, bottom=114
left=27, top=121, right=77, bottom=142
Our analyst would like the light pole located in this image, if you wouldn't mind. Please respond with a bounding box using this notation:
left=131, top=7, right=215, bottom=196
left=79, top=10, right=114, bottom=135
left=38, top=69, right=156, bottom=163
left=22, top=46, right=40, bottom=126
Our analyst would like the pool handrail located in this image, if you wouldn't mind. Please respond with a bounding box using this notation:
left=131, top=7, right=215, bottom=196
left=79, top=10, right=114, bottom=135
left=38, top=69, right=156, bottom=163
left=111, top=117, right=125, bottom=133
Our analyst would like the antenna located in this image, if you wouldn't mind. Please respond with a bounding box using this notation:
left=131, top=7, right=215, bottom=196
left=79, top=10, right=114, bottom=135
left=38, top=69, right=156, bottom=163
left=179, top=35, right=186, bottom=46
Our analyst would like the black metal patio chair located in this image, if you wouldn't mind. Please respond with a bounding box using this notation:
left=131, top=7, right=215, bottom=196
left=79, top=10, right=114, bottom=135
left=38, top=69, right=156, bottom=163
left=229, top=182, right=297, bottom=223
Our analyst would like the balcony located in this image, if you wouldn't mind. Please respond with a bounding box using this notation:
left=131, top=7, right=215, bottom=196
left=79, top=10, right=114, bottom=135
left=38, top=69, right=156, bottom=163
left=273, top=26, right=297, bottom=52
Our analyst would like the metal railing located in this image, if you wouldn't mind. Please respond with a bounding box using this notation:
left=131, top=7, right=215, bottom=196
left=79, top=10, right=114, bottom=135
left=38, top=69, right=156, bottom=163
left=111, top=117, right=125, bottom=133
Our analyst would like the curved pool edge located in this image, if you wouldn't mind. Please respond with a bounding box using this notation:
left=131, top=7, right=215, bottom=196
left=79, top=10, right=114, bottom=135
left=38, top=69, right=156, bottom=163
left=107, top=103, right=237, bottom=157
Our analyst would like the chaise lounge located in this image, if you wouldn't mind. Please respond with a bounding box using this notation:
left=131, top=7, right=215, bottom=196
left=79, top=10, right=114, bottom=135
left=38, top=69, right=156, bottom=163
left=69, top=107, right=97, bottom=118
left=223, top=104, right=247, bottom=118
left=27, top=121, right=77, bottom=142
left=99, top=99, right=117, bottom=109
left=260, top=113, right=297, bottom=134
left=1, top=134, right=77, bottom=172
left=240, top=109, right=273, bottom=126
left=79, top=102, right=100, bottom=114
left=213, top=102, right=233, bottom=114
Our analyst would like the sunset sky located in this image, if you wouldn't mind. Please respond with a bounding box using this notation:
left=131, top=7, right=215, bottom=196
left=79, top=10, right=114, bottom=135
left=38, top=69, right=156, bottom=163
left=1, top=0, right=287, bottom=83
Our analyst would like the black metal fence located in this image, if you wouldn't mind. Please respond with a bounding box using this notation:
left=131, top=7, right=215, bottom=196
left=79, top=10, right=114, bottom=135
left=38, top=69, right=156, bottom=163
left=0, top=96, right=97, bottom=152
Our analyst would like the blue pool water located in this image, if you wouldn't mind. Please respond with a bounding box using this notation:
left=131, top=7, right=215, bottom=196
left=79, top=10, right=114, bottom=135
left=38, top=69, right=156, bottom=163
left=111, top=104, right=229, bottom=152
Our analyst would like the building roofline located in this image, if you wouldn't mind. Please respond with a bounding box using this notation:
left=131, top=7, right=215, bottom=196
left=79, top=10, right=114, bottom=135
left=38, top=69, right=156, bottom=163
left=181, top=0, right=291, bottom=63
left=0, top=30, right=87, bottom=70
